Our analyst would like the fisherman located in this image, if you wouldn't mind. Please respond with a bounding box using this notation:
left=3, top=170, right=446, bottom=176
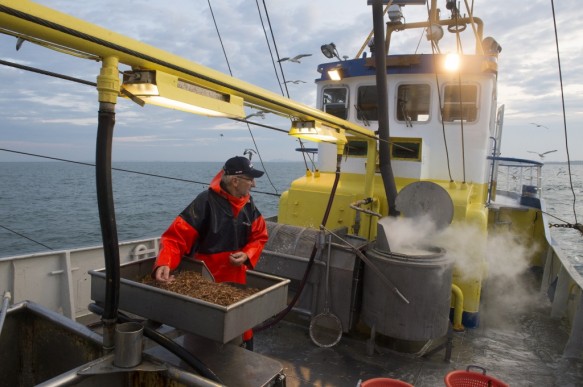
left=153, top=155, right=268, bottom=350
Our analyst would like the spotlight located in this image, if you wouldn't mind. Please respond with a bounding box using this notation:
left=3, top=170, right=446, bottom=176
left=321, top=43, right=341, bottom=61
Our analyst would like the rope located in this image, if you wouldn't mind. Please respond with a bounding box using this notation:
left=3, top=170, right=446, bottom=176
left=254, top=0, right=285, bottom=96
left=256, top=0, right=312, bottom=171
left=453, top=14, right=467, bottom=183
left=425, top=5, right=454, bottom=183
left=550, top=0, right=579, bottom=225
left=0, top=224, right=53, bottom=250
left=207, top=0, right=233, bottom=75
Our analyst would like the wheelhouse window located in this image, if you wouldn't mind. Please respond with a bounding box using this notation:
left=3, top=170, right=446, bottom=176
left=356, top=85, right=378, bottom=122
left=322, top=87, right=348, bottom=119
left=442, top=84, right=478, bottom=122
left=396, top=84, right=430, bottom=125
left=390, top=138, right=422, bottom=161
left=345, top=140, right=368, bottom=157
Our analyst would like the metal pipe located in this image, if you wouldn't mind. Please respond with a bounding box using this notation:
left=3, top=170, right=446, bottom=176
left=88, top=304, right=223, bottom=384
left=451, top=284, right=465, bottom=332
left=350, top=198, right=383, bottom=218
left=0, top=291, right=12, bottom=335
left=487, top=136, right=497, bottom=204
left=371, top=0, right=399, bottom=217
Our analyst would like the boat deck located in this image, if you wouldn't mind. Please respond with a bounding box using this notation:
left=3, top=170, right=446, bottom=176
left=254, top=292, right=583, bottom=386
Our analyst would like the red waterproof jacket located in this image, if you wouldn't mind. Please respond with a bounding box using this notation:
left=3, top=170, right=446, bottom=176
left=154, top=170, right=268, bottom=284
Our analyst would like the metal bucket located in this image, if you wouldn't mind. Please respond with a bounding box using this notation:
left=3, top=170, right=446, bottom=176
left=361, top=245, right=453, bottom=341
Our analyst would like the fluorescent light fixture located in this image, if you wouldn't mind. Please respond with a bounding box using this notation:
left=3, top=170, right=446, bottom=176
left=289, top=120, right=347, bottom=144
left=121, top=70, right=245, bottom=118
left=327, top=66, right=344, bottom=81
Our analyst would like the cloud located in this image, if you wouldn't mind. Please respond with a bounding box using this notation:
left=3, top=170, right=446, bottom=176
left=1, top=0, right=581, bottom=162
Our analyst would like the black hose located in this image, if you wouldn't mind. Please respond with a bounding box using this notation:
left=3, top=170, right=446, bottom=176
left=95, top=104, right=120, bottom=349
left=88, top=303, right=223, bottom=384
left=371, top=0, right=399, bottom=217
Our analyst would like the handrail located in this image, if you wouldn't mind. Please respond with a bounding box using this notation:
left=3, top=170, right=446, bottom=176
left=487, top=156, right=543, bottom=167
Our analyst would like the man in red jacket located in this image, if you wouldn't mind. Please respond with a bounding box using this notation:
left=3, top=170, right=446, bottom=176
left=153, top=156, right=268, bottom=350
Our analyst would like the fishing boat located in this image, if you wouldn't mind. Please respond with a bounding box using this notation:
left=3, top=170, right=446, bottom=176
left=1, top=0, right=582, bottom=386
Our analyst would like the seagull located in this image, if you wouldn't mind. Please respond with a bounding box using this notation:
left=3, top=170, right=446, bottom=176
left=16, top=37, right=25, bottom=51
left=278, top=54, right=312, bottom=63
left=244, top=110, right=268, bottom=120
left=527, top=150, right=557, bottom=159
left=244, top=148, right=257, bottom=160
left=283, top=80, right=306, bottom=84
left=530, top=123, right=550, bottom=130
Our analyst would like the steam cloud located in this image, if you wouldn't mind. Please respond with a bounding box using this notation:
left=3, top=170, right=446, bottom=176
left=381, top=215, right=541, bottom=327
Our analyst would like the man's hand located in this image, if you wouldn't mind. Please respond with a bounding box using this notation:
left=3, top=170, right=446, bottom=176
left=229, top=252, right=249, bottom=267
left=155, top=265, right=175, bottom=283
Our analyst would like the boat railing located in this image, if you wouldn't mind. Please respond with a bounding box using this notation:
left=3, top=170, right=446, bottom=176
left=0, top=237, right=161, bottom=322
left=487, top=156, right=543, bottom=205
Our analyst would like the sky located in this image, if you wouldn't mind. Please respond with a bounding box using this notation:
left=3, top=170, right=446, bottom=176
left=0, top=0, right=581, bottom=163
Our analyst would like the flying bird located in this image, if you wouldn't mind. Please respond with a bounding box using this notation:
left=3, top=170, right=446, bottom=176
left=16, top=37, right=25, bottom=51
left=244, top=110, right=269, bottom=120
left=527, top=150, right=557, bottom=159
left=244, top=148, right=257, bottom=160
left=283, top=80, right=306, bottom=84
left=278, top=54, right=312, bottom=63
left=530, top=123, right=550, bottom=130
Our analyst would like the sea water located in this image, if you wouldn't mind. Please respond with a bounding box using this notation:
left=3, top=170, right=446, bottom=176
left=0, top=162, right=581, bottom=263
left=0, top=161, right=305, bottom=257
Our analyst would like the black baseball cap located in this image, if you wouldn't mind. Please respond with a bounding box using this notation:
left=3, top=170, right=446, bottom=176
left=223, top=156, right=264, bottom=178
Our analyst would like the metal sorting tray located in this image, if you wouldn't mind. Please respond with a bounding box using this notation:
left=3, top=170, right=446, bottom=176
left=89, top=257, right=289, bottom=343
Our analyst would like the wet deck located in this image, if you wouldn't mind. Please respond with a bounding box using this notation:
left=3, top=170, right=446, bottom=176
left=254, top=293, right=583, bottom=386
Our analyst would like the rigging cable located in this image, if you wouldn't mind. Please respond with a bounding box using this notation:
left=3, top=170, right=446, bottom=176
left=207, top=0, right=279, bottom=195
left=550, top=0, right=579, bottom=227
left=0, top=148, right=281, bottom=197
left=453, top=10, right=467, bottom=183
left=207, top=0, right=233, bottom=76
left=431, top=44, right=453, bottom=182
left=0, top=58, right=96, bottom=87
left=425, top=1, right=454, bottom=182
left=254, top=0, right=285, bottom=96
left=0, top=224, right=53, bottom=250
left=258, top=0, right=315, bottom=172
left=0, top=147, right=282, bottom=251
left=261, top=0, right=290, bottom=97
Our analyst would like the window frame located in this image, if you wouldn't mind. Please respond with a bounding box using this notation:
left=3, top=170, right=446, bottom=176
left=321, top=85, right=350, bottom=120
left=440, top=82, right=480, bottom=123
left=394, top=82, right=432, bottom=125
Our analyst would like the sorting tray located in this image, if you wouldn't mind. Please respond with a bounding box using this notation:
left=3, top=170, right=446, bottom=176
left=89, top=257, right=289, bottom=343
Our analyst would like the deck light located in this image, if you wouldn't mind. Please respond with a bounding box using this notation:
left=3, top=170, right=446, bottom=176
left=444, top=53, right=460, bottom=72
left=121, top=70, right=245, bottom=118
left=327, top=66, right=344, bottom=81
left=289, top=120, right=347, bottom=144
